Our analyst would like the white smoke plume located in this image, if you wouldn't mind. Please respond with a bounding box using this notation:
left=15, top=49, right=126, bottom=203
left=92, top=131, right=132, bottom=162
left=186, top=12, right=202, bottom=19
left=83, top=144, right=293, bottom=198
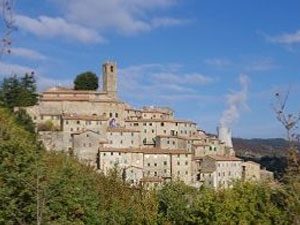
left=220, top=74, right=249, bottom=127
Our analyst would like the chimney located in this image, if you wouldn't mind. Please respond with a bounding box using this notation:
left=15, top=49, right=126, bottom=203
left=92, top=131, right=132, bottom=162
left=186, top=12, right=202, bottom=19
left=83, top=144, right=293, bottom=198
left=217, top=126, right=233, bottom=148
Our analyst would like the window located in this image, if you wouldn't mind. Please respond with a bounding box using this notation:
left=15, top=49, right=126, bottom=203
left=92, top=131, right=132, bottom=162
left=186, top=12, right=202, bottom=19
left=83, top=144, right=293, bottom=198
left=66, top=121, right=69, bottom=125
left=164, top=169, right=167, bottom=173
left=154, top=163, right=157, bottom=167
left=175, top=122, right=178, bottom=126
left=164, top=130, right=166, bottom=134
left=143, top=123, right=146, bottom=126
left=185, top=171, right=188, bottom=175
left=120, top=140, right=123, bottom=144
left=77, top=120, right=80, bottom=124
left=111, top=152, right=113, bottom=156
left=154, top=171, right=157, bottom=176
left=134, top=123, right=138, bottom=126
left=148, top=163, right=150, bottom=167
left=40, top=115, right=44, bottom=120
left=177, top=171, right=180, bottom=175
left=164, top=161, right=167, bottom=166
left=177, top=161, right=180, bottom=166
left=131, top=132, right=134, bottom=136
left=131, top=140, right=134, bottom=144
left=167, top=141, right=170, bottom=144
left=152, top=129, right=154, bottom=133
left=103, top=153, right=106, bottom=156
left=110, top=65, right=114, bottom=72
left=70, top=128, right=73, bottom=131
left=109, top=113, right=113, bottom=118
left=115, top=113, right=118, bottom=118
left=120, top=132, right=123, bottom=136
left=144, top=129, right=147, bottom=133
left=173, top=141, right=175, bottom=145
left=119, top=152, right=121, bottom=156
left=161, top=122, right=164, bottom=127
left=185, top=161, right=188, bottom=165
left=149, top=123, right=152, bottom=126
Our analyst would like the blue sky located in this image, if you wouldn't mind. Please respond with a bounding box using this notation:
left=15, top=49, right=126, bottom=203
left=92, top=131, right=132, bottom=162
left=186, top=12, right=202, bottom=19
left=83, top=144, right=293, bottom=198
left=1, top=0, right=300, bottom=138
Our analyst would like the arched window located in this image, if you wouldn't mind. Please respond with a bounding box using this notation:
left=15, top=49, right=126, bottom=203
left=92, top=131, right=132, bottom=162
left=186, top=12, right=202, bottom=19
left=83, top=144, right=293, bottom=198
left=110, top=65, right=114, bottom=72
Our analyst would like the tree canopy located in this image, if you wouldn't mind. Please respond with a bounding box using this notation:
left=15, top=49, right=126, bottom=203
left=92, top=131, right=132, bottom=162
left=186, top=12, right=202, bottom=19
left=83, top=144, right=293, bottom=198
left=74, top=72, right=98, bottom=90
left=0, top=73, right=38, bottom=109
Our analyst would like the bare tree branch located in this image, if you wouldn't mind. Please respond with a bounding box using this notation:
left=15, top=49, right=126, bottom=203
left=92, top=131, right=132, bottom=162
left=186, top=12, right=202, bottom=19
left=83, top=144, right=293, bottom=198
left=0, top=0, right=16, bottom=59
left=273, top=89, right=300, bottom=142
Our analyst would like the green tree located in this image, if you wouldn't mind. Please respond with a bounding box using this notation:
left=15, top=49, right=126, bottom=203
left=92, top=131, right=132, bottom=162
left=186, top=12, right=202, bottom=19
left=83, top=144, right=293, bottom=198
left=19, top=73, right=38, bottom=106
left=74, top=72, right=98, bottom=90
left=0, top=73, right=38, bottom=109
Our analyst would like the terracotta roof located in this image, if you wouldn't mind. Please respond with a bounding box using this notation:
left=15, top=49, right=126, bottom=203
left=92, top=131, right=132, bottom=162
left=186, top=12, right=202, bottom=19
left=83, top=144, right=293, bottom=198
left=242, top=161, right=261, bottom=166
left=43, top=87, right=103, bottom=94
left=140, top=176, right=163, bottom=183
left=192, top=143, right=210, bottom=147
left=107, top=127, right=140, bottom=133
left=99, top=147, right=191, bottom=155
left=206, top=155, right=242, bottom=161
left=40, top=96, right=120, bottom=103
left=157, top=135, right=190, bottom=140
left=63, top=114, right=108, bottom=121
left=192, top=156, right=203, bottom=161
left=125, top=118, right=196, bottom=124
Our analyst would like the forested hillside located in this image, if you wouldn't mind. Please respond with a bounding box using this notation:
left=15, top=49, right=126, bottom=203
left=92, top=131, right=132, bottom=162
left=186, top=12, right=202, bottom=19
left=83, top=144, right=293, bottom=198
left=233, top=138, right=300, bottom=178
left=1, top=107, right=300, bottom=224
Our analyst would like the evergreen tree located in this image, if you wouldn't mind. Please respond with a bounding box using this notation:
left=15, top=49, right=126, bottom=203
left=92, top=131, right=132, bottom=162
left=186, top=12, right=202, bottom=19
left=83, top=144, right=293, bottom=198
left=0, top=73, right=38, bottom=109
left=20, top=72, right=38, bottom=106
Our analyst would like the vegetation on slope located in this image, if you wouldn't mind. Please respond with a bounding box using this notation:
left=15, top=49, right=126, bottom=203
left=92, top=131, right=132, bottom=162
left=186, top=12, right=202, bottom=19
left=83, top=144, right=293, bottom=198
left=1, top=107, right=300, bottom=224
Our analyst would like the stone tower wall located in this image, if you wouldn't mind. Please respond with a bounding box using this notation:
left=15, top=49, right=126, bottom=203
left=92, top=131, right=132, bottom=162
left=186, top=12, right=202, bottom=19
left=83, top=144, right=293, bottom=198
left=102, top=62, right=117, bottom=99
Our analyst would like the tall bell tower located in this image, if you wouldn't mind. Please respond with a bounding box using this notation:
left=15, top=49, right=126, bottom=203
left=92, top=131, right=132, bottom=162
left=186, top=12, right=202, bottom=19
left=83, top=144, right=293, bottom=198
left=102, top=61, right=117, bottom=99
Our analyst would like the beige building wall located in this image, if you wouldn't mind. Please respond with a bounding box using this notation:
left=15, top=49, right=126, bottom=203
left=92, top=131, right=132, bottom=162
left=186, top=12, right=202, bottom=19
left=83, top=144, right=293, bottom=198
left=72, top=130, right=105, bottom=168
left=242, top=161, right=261, bottom=181
left=105, top=128, right=141, bottom=148
left=201, top=155, right=242, bottom=189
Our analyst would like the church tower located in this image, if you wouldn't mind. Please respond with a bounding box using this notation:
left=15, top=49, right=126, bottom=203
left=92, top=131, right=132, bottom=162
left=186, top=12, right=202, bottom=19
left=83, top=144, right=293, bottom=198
left=102, top=61, right=117, bottom=99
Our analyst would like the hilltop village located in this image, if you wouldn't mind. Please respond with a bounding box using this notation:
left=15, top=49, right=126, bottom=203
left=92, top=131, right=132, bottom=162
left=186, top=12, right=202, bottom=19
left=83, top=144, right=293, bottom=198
left=24, top=62, right=273, bottom=188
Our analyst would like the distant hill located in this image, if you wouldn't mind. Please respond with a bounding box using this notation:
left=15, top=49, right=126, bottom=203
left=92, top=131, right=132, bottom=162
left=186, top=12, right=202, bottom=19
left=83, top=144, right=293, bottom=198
left=233, top=138, right=298, bottom=158
left=233, top=138, right=300, bottom=178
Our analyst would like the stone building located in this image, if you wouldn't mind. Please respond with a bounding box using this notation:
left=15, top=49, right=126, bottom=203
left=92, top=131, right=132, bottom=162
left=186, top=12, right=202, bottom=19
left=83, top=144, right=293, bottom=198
left=200, top=155, right=243, bottom=189
left=23, top=61, right=272, bottom=188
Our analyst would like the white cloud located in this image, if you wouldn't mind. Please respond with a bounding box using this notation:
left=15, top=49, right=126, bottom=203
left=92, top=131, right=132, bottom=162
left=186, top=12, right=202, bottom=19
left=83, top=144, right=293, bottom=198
left=0, top=62, right=35, bottom=76
left=268, top=30, right=300, bottom=44
left=10, top=47, right=47, bottom=60
left=151, top=17, right=190, bottom=28
left=152, top=72, right=214, bottom=85
left=204, top=58, right=232, bottom=67
left=0, top=61, right=72, bottom=91
left=17, top=0, right=188, bottom=42
left=16, top=15, right=105, bottom=43
left=245, top=58, right=278, bottom=71
left=119, top=63, right=216, bottom=103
